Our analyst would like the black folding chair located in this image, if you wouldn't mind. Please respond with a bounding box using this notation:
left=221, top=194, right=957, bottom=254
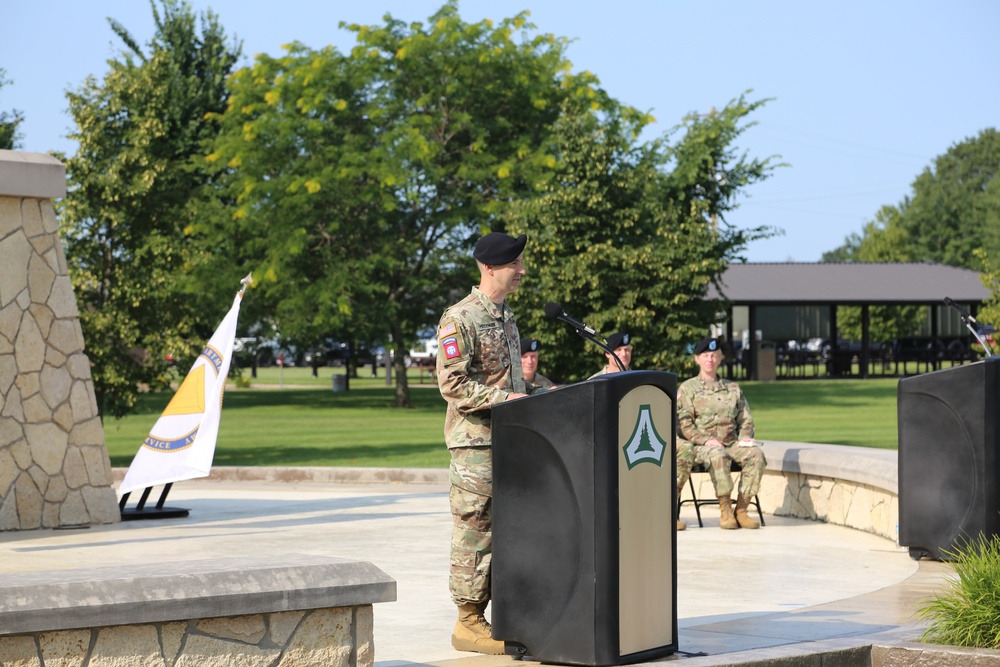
left=678, top=460, right=765, bottom=528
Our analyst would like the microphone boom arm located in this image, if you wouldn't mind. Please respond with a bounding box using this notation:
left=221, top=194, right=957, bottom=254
left=944, top=297, right=996, bottom=358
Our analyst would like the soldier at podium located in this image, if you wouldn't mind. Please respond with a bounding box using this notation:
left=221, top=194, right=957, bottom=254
left=436, top=231, right=548, bottom=655
left=676, top=336, right=765, bottom=530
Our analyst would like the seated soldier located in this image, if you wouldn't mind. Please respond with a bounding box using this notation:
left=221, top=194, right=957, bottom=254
left=520, top=338, right=555, bottom=388
left=676, top=336, right=766, bottom=530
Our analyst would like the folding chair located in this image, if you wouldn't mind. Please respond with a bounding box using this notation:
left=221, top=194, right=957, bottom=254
left=678, top=460, right=765, bottom=528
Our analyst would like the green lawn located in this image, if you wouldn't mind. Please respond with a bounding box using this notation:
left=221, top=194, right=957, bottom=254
left=742, top=378, right=899, bottom=449
left=104, top=370, right=901, bottom=468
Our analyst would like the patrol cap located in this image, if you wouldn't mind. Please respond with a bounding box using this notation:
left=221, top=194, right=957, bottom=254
left=474, top=232, right=527, bottom=265
left=693, top=336, right=721, bottom=355
left=520, top=338, right=540, bottom=355
left=606, top=332, right=631, bottom=350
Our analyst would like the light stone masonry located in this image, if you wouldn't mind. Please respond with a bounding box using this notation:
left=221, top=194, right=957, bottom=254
left=0, top=556, right=393, bottom=667
left=0, top=151, right=119, bottom=531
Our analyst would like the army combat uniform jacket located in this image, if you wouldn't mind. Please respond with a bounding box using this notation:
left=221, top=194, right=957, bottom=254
left=436, top=287, right=545, bottom=452
left=676, top=376, right=755, bottom=446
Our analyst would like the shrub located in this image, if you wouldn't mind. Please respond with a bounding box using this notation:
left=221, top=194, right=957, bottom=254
left=919, top=534, right=1000, bottom=648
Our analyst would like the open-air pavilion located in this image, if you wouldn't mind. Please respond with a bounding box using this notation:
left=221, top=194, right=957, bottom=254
left=707, top=262, right=993, bottom=380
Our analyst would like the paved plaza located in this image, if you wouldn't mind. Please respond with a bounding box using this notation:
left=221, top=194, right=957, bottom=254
left=0, top=471, right=952, bottom=665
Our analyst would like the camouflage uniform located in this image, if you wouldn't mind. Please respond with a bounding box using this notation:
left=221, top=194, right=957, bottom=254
left=676, top=376, right=766, bottom=497
left=587, top=366, right=615, bottom=380
left=529, top=372, right=555, bottom=389
left=437, top=286, right=544, bottom=605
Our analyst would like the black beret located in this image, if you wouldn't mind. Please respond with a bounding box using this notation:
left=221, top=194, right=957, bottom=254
left=606, top=332, right=631, bottom=350
left=520, top=338, right=540, bottom=355
left=693, top=337, right=721, bottom=355
left=474, top=232, right=527, bottom=265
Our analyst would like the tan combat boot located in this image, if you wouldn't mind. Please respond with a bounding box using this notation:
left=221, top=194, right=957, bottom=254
left=452, top=602, right=505, bottom=655
left=736, top=494, right=761, bottom=529
left=718, top=496, right=738, bottom=529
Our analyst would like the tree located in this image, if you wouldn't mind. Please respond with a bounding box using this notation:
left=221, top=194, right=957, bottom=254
left=60, top=0, right=242, bottom=418
left=208, top=2, right=617, bottom=406
left=904, top=128, right=1000, bottom=269
left=0, top=69, right=23, bottom=149
left=506, top=93, right=778, bottom=381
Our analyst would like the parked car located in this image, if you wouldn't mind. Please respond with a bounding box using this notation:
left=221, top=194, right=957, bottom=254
left=408, top=334, right=438, bottom=368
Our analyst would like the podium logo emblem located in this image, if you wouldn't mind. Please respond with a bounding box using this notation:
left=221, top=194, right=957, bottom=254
left=622, top=404, right=667, bottom=469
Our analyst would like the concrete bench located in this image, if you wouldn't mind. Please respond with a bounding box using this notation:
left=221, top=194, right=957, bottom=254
left=0, top=554, right=395, bottom=666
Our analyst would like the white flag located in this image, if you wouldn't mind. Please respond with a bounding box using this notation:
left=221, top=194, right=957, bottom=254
left=119, top=277, right=249, bottom=495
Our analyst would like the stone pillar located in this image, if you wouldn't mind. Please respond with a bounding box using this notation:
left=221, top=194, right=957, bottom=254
left=0, top=150, right=119, bottom=530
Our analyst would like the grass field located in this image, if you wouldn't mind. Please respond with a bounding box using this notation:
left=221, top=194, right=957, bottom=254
left=104, top=367, right=902, bottom=468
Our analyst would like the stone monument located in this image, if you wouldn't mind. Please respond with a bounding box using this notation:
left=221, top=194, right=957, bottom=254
left=0, top=150, right=119, bottom=530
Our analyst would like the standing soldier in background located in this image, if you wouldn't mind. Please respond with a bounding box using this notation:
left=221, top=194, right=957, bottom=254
left=587, top=331, right=633, bottom=378
left=520, top=338, right=555, bottom=388
left=676, top=336, right=765, bottom=530
left=436, top=232, right=547, bottom=654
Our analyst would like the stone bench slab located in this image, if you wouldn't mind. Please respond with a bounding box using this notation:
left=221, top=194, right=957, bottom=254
left=0, top=553, right=396, bottom=635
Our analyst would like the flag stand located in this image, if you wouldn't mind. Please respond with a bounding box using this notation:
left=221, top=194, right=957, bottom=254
left=118, top=483, right=190, bottom=521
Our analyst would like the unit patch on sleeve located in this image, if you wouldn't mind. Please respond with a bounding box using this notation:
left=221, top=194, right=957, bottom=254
left=442, top=336, right=461, bottom=360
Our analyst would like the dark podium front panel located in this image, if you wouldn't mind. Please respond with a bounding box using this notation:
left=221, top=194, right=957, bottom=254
left=898, top=357, right=1000, bottom=561
left=491, top=370, right=678, bottom=666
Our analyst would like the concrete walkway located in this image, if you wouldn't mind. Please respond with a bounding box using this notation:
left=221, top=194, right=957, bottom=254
left=0, top=471, right=952, bottom=665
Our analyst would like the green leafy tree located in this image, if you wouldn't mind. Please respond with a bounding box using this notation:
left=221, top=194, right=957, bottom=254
left=208, top=2, right=616, bottom=406
left=60, top=0, right=242, bottom=418
left=0, top=69, right=23, bottom=150
left=904, top=128, right=1000, bottom=268
left=975, top=247, right=1000, bottom=334
left=507, top=93, right=778, bottom=381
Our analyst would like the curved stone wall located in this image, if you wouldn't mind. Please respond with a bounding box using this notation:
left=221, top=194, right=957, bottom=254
left=0, top=150, right=119, bottom=530
left=687, top=441, right=899, bottom=540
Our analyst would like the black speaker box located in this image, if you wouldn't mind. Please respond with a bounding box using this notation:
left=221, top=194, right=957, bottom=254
left=898, top=357, right=1000, bottom=560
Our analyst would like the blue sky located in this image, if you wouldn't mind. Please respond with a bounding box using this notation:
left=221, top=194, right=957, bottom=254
left=3, top=1, right=997, bottom=262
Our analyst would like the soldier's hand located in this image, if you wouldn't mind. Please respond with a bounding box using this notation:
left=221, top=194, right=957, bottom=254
left=705, top=438, right=724, bottom=448
left=505, top=392, right=529, bottom=401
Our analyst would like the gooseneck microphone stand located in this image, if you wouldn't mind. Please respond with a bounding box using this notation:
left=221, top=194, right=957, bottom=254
left=943, top=296, right=996, bottom=358
left=544, top=302, right=628, bottom=372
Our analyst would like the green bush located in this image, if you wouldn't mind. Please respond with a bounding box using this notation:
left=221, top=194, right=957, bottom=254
left=919, top=535, right=1000, bottom=648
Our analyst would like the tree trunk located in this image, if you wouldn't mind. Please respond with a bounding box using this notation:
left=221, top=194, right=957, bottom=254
left=389, top=323, right=412, bottom=407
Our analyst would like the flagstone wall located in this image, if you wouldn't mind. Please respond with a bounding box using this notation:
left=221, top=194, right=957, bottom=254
left=0, top=150, right=119, bottom=530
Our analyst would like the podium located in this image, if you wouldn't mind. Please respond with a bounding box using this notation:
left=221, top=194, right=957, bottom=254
left=898, top=358, right=1000, bottom=561
left=491, top=371, right=678, bottom=666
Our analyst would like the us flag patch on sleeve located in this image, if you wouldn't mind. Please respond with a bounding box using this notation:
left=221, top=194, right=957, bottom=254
left=438, top=322, right=457, bottom=338
left=442, top=336, right=461, bottom=360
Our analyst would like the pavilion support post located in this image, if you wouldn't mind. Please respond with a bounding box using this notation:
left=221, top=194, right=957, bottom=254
left=829, top=305, right=839, bottom=377
left=861, top=304, right=870, bottom=379
left=931, top=303, right=940, bottom=371
left=726, top=314, right=735, bottom=379
left=748, top=306, right=758, bottom=381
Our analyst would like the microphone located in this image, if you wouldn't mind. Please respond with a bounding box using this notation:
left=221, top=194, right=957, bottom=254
left=544, top=302, right=597, bottom=336
left=944, top=297, right=976, bottom=323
